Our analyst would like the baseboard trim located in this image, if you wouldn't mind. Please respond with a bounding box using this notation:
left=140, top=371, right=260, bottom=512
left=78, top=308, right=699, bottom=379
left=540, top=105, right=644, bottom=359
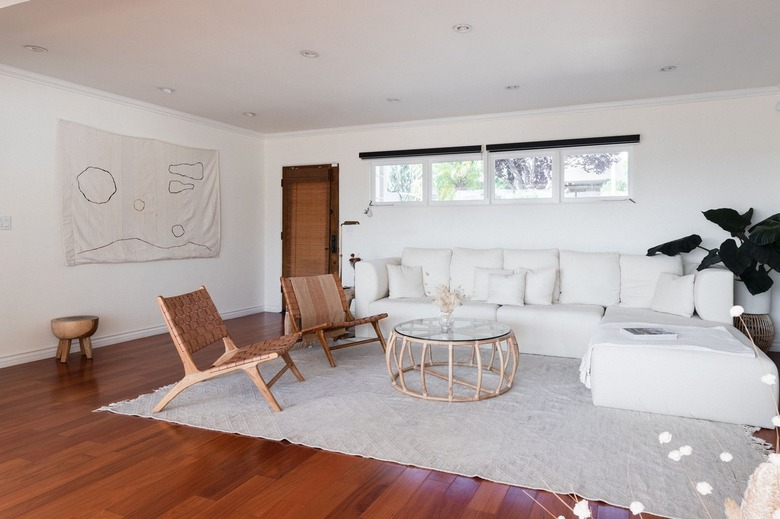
left=0, top=306, right=272, bottom=369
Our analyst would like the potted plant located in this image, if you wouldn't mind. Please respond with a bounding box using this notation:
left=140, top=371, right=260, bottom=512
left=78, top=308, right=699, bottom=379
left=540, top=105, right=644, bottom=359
left=647, top=208, right=780, bottom=312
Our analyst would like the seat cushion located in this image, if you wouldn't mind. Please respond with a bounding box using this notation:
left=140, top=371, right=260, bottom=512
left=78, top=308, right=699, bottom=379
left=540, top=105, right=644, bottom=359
left=497, top=303, right=604, bottom=358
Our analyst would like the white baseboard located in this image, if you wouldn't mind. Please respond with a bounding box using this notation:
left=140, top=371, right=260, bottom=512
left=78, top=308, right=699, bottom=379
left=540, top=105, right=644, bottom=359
left=0, top=306, right=274, bottom=369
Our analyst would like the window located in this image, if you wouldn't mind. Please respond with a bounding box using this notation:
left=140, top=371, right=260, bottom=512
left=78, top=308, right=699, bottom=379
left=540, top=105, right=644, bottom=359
left=366, top=135, right=637, bottom=206
left=430, top=156, right=485, bottom=202
left=489, top=144, right=633, bottom=203
left=562, top=148, right=629, bottom=200
left=491, top=152, right=555, bottom=202
left=372, top=160, right=424, bottom=203
left=371, top=154, right=485, bottom=205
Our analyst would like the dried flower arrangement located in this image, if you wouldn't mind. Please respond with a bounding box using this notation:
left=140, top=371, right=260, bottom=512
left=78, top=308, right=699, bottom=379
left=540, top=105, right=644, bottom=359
left=432, top=284, right=466, bottom=314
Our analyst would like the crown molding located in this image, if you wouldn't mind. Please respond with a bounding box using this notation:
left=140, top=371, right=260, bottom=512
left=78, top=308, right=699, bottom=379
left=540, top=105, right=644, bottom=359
left=0, top=63, right=264, bottom=138
left=265, top=86, right=780, bottom=140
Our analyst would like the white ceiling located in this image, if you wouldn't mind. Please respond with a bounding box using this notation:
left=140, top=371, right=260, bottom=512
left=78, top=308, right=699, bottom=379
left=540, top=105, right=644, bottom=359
left=1, top=0, right=779, bottom=134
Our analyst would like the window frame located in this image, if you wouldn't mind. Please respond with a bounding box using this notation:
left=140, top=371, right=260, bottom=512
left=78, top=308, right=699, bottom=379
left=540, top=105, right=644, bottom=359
left=369, top=153, right=487, bottom=206
left=370, top=157, right=427, bottom=206
left=368, top=141, right=635, bottom=207
left=559, top=144, right=633, bottom=203
left=428, top=153, right=487, bottom=206
left=488, top=149, right=559, bottom=205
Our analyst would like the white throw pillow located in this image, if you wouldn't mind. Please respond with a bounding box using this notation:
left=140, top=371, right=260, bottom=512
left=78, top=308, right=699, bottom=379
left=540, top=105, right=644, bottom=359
left=619, top=254, right=683, bottom=308
left=473, top=267, right=513, bottom=301
left=401, top=247, right=452, bottom=296
left=519, top=268, right=557, bottom=305
left=651, top=272, right=695, bottom=317
left=559, top=250, right=620, bottom=306
left=486, top=272, right=525, bottom=306
left=503, top=248, right=560, bottom=302
left=387, top=264, right=425, bottom=298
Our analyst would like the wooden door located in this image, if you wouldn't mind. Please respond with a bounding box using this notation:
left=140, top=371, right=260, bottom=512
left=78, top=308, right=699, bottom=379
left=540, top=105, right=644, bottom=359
left=282, top=164, right=339, bottom=278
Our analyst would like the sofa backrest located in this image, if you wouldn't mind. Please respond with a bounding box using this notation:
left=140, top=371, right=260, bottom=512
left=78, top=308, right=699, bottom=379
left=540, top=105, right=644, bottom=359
left=449, top=248, right=503, bottom=297
left=558, top=250, right=621, bottom=306
left=386, top=247, right=732, bottom=322
left=401, top=247, right=452, bottom=297
left=619, top=254, right=684, bottom=308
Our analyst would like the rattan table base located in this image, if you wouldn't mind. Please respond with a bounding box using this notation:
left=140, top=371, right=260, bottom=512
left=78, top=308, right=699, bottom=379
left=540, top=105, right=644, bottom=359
left=386, top=329, right=519, bottom=402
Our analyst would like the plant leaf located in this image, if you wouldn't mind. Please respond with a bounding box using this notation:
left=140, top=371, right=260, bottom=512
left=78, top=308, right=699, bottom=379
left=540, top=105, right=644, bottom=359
left=739, top=266, right=774, bottom=295
left=748, top=213, right=780, bottom=245
left=646, top=234, right=702, bottom=256
left=696, top=248, right=721, bottom=270
left=741, top=239, right=780, bottom=271
left=718, top=239, right=751, bottom=276
left=703, top=208, right=752, bottom=237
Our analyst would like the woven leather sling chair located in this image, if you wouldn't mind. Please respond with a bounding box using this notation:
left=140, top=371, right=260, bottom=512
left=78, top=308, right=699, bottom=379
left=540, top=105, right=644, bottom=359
left=155, top=285, right=304, bottom=413
left=281, top=273, right=388, bottom=367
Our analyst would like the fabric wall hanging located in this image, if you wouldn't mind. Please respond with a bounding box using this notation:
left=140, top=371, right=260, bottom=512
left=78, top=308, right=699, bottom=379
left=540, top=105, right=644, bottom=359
left=58, top=120, right=220, bottom=265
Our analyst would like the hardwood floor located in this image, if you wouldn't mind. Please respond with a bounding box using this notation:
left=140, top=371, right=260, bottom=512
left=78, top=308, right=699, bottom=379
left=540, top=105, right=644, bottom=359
left=1, top=313, right=777, bottom=518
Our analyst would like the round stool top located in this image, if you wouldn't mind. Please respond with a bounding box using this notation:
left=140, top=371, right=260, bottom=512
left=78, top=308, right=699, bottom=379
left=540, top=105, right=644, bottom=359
left=51, top=315, right=99, bottom=339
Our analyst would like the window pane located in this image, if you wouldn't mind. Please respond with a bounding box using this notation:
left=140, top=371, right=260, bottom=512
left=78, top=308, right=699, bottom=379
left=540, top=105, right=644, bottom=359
left=563, top=151, right=628, bottom=199
left=431, top=160, right=484, bottom=201
left=373, top=163, right=423, bottom=202
left=492, top=156, right=553, bottom=200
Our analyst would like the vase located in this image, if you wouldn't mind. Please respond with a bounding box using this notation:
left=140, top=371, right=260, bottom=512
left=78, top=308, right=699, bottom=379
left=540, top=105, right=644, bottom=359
left=438, top=311, right=453, bottom=333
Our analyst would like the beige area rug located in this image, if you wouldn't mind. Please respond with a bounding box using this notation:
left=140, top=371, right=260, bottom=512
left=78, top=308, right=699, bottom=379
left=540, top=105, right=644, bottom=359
left=98, top=346, right=771, bottom=519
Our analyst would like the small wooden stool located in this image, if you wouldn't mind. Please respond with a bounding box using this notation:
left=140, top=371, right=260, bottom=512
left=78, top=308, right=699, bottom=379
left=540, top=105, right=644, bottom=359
left=51, top=315, right=99, bottom=363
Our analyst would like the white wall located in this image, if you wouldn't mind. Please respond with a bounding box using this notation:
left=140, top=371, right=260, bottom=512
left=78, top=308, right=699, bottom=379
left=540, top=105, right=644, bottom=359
left=264, top=92, right=780, bottom=349
left=0, top=71, right=266, bottom=366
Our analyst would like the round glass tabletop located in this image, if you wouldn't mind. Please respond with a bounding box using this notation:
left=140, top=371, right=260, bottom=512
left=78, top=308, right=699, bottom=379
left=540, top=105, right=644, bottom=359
left=393, top=317, right=511, bottom=342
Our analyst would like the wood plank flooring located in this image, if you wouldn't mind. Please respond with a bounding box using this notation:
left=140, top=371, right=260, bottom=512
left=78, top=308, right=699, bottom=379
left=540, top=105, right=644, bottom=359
left=1, top=312, right=777, bottom=518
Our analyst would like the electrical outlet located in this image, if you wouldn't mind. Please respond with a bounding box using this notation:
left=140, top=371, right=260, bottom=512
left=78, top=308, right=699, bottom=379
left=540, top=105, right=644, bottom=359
left=0, top=216, right=11, bottom=230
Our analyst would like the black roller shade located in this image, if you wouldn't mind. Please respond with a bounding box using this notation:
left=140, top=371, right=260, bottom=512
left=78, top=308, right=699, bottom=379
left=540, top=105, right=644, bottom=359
left=359, top=145, right=482, bottom=160
left=486, top=134, right=640, bottom=153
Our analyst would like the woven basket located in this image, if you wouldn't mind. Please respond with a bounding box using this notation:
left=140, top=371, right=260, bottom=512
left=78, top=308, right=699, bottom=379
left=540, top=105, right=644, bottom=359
left=733, top=314, right=775, bottom=353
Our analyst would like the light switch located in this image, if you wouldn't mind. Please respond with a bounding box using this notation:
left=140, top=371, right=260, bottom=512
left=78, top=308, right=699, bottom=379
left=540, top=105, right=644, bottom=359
left=0, top=216, right=11, bottom=230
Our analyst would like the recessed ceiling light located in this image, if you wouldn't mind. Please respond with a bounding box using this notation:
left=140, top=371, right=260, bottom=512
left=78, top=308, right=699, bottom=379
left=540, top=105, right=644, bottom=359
left=386, top=98, right=401, bottom=103
left=242, top=112, right=256, bottom=117
left=452, top=23, right=473, bottom=33
left=300, top=50, right=320, bottom=58
left=158, top=87, right=175, bottom=94
left=505, top=85, right=521, bottom=90
left=659, top=65, right=677, bottom=72
left=23, top=44, right=48, bottom=53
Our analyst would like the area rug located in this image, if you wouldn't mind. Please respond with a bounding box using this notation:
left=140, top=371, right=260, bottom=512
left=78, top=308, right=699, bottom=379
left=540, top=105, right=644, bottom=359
left=98, top=346, right=771, bottom=519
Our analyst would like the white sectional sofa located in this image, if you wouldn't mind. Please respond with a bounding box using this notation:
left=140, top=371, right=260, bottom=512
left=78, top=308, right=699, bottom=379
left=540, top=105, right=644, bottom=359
left=354, top=247, right=779, bottom=428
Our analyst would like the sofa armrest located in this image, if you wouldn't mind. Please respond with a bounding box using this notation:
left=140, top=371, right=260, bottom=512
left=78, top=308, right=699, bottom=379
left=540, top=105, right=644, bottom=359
left=694, top=268, right=734, bottom=323
left=354, top=257, right=400, bottom=317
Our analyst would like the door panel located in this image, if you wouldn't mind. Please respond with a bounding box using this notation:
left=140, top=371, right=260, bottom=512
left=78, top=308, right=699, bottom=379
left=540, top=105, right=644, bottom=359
left=282, top=164, right=339, bottom=278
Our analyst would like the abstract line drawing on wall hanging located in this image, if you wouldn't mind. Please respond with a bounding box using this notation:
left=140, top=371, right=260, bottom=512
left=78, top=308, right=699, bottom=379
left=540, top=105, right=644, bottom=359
left=58, top=120, right=221, bottom=265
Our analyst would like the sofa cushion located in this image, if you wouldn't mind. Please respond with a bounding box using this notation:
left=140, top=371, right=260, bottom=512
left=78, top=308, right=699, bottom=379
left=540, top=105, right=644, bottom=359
left=651, top=272, right=695, bottom=317
left=473, top=267, right=513, bottom=301
left=401, top=248, right=452, bottom=297
left=503, top=249, right=560, bottom=302
left=387, top=264, right=425, bottom=298
left=450, top=248, right=503, bottom=297
left=619, top=254, right=683, bottom=308
left=559, top=250, right=620, bottom=306
left=496, top=303, right=604, bottom=357
left=518, top=268, right=557, bottom=305
left=487, top=272, right=525, bottom=306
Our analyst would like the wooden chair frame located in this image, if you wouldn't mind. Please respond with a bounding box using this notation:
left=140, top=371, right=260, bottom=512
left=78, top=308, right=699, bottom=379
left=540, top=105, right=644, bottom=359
left=155, top=285, right=304, bottom=413
left=281, top=273, right=388, bottom=367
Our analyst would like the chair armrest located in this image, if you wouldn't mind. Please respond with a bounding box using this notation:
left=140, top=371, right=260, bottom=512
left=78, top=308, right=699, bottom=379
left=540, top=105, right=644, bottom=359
left=354, top=257, right=400, bottom=317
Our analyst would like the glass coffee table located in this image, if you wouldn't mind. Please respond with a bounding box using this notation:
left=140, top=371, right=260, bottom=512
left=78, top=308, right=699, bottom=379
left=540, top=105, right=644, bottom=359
left=385, top=317, right=519, bottom=402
